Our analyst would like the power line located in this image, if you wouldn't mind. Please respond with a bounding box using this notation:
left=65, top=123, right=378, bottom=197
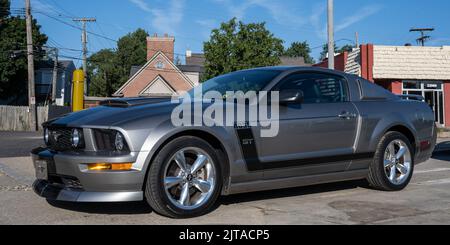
left=36, top=11, right=117, bottom=42
left=45, top=0, right=79, bottom=18
left=31, top=11, right=194, bottom=58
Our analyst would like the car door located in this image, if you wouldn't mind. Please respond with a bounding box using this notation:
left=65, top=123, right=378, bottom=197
left=254, top=72, right=359, bottom=180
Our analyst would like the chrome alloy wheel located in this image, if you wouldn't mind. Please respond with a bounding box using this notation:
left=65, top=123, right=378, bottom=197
left=163, top=147, right=216, bottom=210
left=384, top=139, right=412, bottom=185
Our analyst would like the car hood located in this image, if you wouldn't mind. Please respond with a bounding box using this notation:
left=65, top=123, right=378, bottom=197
left=46, top=98, right=177, bottom=128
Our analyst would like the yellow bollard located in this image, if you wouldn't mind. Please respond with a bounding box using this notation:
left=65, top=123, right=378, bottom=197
left=72, top=70, right=85, bottom=112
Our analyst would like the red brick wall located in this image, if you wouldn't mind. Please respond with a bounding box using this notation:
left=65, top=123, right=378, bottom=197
left=313, top=52, right=348, bottom=71
left=391, top=81, right=402, bottom=94
left=374, top=80, right=402, bottom=94
left=360, top=44, right=374, bottom=82
left=444, top=82, right=450, bottom=127
left=121, top=56, right=192, bottom=97
left=147, top=35, right=175, bottom=61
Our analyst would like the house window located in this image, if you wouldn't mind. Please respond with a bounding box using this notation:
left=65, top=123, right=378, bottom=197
left=155, top=60, right=164, bottom=69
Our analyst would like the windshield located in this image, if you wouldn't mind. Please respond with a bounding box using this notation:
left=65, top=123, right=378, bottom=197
left=189, top=70, right=282, bottom=97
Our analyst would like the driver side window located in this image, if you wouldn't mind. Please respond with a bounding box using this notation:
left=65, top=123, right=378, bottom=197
left=274, top=72, right=348, bottom=104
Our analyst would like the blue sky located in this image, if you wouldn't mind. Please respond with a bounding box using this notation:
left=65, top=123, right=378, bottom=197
left=10, top=0, right=450, bottom=66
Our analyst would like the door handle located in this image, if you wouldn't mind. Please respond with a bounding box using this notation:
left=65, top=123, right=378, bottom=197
left=338, top=112, right=357, bottom=119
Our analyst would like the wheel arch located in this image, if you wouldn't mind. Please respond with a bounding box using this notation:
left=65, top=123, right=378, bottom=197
left=385, top=125, right=416, bottom=151
left=141, top=129, right=231, bottom=195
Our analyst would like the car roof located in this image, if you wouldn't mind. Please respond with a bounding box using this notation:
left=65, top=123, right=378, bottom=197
left=240, top=66, right=347, bottom=75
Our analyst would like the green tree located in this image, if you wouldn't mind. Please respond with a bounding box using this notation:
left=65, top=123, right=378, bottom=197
left=319, top=43, right=355, bottom=61
left=338, top=44, right=354, bottom=53
left=284, top=41, right=314, bottom=64
left=115, top=28, right=148, bottom=86
left=203, top=18, right=284, bottom=80
left=88, top=28, right=148, bottom=97
left=0, top=0, right=10, bottom=22
left=0, top=4, right=47, bottom=101
left=88, top=49, right=119, bottom=97
left=319, top=43, right=338, bottom=62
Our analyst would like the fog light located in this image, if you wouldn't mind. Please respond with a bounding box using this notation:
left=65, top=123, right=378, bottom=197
left=87, top=163, right=133, bottom=171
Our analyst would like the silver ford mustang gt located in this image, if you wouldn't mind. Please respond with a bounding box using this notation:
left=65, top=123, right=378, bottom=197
left=32, top=67, right=436, bottom=218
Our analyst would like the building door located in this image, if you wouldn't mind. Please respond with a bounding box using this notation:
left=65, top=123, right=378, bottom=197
left=427, top=91, right=444, bottom=126
left=403, top=81, right=444, bottom=125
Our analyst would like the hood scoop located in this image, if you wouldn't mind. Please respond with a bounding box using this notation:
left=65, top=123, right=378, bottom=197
left=99, top=97, right=171, bottom=108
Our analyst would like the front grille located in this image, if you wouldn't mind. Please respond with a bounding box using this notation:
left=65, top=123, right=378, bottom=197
left=47, top=128, right=75, bottom=151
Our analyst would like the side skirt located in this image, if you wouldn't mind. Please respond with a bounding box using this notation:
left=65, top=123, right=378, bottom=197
left=226, top=169, right=368, bottom=195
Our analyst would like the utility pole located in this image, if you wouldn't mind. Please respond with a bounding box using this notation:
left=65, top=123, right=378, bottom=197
left=73, top=17, right=96, bottom=95
left=25, top=0, right=37, bottom=131
left=327, top=0, right=335, bottom=69
left=51, top=48, right=58, bottom=104
left=410, top=28, right=434, bottom=46
left=355, top=32, right=359, bottom=48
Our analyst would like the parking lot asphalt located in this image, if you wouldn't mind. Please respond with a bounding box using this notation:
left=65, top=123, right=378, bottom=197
left=0, top=131, right=449, bottom=225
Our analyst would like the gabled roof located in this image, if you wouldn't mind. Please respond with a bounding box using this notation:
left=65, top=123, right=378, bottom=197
left=114, top=51, right=194, bottom=96
left=177, top=65, right=205, bottom=73
left=186, top=53, right=206, bottom=66
left=139, top=75, right=176, bottom=96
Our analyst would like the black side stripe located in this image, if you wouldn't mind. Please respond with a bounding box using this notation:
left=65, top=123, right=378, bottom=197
left=236, top=127, right=263, bottom=171
left=236, top=128, right=374, bottom=172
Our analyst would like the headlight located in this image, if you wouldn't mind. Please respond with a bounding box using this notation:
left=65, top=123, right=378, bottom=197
left=114, top=132, right=125, bottom=151
left=71, top=129, right=81, bottom=148
left=44, top=128, right=49, bottom=145
left=93, top=129, right=129, bottom=152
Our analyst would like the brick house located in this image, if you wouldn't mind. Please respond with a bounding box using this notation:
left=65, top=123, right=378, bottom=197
left=315, top=44, right=450, bottom=127
left=113, top=34, right=197, bottom=98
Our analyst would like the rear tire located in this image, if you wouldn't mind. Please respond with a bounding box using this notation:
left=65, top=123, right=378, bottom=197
left=367, top=131, right=414, bottom=191
left=145, top=136, right=222, bottom=218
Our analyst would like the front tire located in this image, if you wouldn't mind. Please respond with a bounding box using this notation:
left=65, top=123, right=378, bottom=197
left=145, top=136, right=222, bottom=218
left=367, top=132, right=414, bottom=191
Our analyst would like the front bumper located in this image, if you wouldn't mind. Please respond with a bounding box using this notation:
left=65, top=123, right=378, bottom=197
left=33, top=179, right=142, bottom=202
left=31, top=147, right=144, bottom=202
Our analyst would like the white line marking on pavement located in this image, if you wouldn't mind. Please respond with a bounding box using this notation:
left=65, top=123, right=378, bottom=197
left=415, top=168, right=450, bottom=174
left=414, top=178, right=450, bottom=186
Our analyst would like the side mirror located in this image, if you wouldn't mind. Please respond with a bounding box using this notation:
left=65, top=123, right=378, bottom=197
left=278, top=89, right=304, bottom=105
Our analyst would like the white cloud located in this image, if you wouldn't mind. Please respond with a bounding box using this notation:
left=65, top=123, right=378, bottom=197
left=196, top=19, right=218, bottom=29
left=128, top=0, right=151, bottom=12
left=335, top=5, right=382, bottom=32
left=309, top=2, right=327, bottom=40
left=214, top=0, right=306, bottom=26
left=309, top=4, right=382, bottom=40
left=128, top=0, right=185, bottom=35
left=196, top=19, right=218, bottom=39
left=150, top=0, right=185, bottom=35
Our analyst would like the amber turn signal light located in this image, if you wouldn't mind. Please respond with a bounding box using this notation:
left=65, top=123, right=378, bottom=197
left=87, top=163, right=133, bottom=171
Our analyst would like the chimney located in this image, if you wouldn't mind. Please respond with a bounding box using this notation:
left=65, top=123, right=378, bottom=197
left=147, top=34, right=175, bottom=61
left=186, top=49, right=192, bottom=58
